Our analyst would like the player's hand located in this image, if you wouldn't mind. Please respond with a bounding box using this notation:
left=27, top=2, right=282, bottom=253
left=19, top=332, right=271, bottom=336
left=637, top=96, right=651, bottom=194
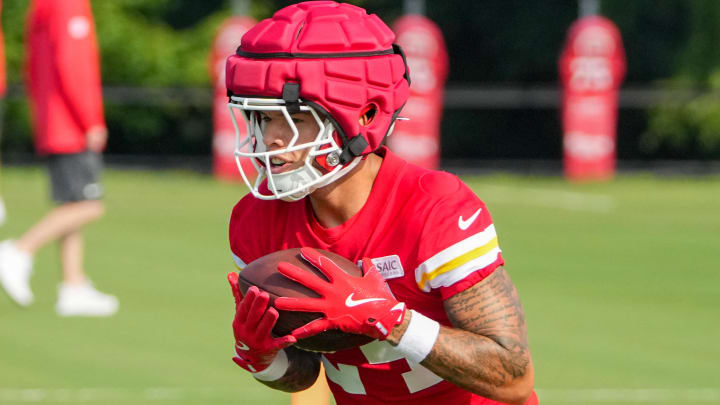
left=274, top=247, right=406, bottom=341
left=86, top=126, right=108, bottom=152
left=227, top=272, right=296, bottom=373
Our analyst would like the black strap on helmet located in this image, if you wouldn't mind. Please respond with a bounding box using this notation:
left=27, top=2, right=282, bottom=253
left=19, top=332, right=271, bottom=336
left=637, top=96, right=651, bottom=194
left=392, top=43, right=411, bottom=86
left=340, top=136, right=369, bottom=164
left=282, top=82, right=301, bottom=114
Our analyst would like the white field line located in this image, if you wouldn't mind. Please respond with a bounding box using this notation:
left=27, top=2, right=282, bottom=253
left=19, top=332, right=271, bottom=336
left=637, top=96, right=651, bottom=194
left=537, top=388, right=720, bottom=402
left=1, top=388, right=719, bottom=402
left=0, top=387, right=225, bottom=402
left=479, top=185, right=616, bottom=213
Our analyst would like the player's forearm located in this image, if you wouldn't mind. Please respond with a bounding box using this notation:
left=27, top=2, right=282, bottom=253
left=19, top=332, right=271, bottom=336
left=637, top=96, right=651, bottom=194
left=388, top=266, right=536, bottom=404
left=388, top=311, right=534, bottom=404
left=256, top=347, right=321, bottom=393
left=387, top=311, right=532, bottom=404
left=426, top=324, right=533, bottom=405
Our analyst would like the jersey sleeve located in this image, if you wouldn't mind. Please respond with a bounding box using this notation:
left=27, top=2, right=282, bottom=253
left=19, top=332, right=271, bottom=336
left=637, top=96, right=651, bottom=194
left=49, top=0, right=105, bottom=133
left=414, top=177, right=504, bottom=300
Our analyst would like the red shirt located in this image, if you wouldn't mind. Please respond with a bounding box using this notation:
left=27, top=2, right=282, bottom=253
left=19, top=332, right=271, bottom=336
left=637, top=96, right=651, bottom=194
left=229, top=149, right=538, bottom=404
left=25, top=0, right=105, bottom=155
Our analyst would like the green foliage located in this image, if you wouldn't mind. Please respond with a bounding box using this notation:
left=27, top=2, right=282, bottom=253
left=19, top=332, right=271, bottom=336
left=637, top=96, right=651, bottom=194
left=644, top=77, right=720, bottom=158
left=2, top=0, right=231, bottom=86
left=1, top=0, right=231, bottom=155
left=2, top=0, right=30, bottom=85
left=92, top=0, right=229, bottom=86
left=605, top=0, right=720, bottom=158
left=602, top=0, right=691, bottom=82
left=105, top=104, right=211, bottom=155
left=0, top=99, right=33, bottom=155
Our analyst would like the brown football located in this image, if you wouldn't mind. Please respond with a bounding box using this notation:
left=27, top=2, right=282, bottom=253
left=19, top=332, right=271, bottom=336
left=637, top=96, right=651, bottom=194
left=235, top=248, right=374, bottom=352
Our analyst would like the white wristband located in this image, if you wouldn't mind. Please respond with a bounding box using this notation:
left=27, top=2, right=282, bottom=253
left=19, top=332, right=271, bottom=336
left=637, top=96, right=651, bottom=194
left=395, top=310, right=440, bottom=364
left=250, top=349, right=289, bottom=382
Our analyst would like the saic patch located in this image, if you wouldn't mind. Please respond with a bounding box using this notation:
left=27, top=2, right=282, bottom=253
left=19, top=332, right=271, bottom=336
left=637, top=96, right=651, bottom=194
left=368, top=255, right=404, bottom=280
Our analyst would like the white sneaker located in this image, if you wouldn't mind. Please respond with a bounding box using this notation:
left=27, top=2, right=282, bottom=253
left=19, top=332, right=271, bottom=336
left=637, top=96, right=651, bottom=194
left=56, top=281, right=119, bottom=317
left=0, top=240, right=34, bottom=306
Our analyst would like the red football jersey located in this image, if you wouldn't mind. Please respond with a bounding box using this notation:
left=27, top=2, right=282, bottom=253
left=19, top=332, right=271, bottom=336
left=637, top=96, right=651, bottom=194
left=229, top=148, right=523, bottom=404
left=25, top=0, right=105, bottom=155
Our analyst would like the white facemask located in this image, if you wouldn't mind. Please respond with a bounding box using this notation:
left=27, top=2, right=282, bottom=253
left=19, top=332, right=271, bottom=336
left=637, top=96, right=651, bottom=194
left=229, top=96, right=362, bottom=201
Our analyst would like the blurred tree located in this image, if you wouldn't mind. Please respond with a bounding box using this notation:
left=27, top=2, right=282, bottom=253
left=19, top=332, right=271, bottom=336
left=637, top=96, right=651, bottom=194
left=91, top=0, right=229, bottom=86
left=2, top=0, right=230, bottom=86
left=2, top=0, right=233, bottom=157
left=603, top=0, right=720, bottom=158
left=602, top=0, right=691, bottom=82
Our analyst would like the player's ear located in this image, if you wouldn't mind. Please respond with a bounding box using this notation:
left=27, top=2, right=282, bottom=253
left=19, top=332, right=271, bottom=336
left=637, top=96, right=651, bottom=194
left=359, top=104, right=378, bottom=126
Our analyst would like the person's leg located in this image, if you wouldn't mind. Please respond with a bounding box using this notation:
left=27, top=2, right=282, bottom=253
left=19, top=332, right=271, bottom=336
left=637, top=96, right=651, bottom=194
left=1, top=152, right=113, bottom=311
left=59, top=228, right=88, bottom=285
left=39, top=152, right=117, bottom=317
left=14, top=200, right=104, bottom=256
left=56, top=237, right=119, bottom=316
left=55, top=222, right=118, bottom=317
left=0, top=201, right=103, bottom=307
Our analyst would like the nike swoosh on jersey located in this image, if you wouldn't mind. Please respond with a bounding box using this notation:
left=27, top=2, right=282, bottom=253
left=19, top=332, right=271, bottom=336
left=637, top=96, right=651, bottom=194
left=458, top=208, right=482, bottom=230
left=235, top=341, right=250, bottom=351
left=345, top=293, right=386, bottom=307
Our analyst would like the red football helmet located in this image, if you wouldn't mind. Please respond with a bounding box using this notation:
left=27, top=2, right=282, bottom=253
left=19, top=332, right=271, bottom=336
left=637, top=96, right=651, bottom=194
left=226, top=1, right=410, bottom=200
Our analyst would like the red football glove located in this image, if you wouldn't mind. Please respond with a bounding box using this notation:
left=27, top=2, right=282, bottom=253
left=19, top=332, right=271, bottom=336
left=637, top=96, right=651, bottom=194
left=274, top=247, right=406, bottom=341
left=227, top=272, right=296, bottom=373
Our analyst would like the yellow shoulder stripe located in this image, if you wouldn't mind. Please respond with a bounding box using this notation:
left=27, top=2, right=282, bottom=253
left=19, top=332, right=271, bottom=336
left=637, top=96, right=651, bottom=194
left=417, top=236, right=499, bottom=290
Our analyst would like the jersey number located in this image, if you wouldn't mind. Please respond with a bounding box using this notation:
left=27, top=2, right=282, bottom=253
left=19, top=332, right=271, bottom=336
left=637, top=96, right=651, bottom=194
left=321, top=340, right=443, bottom=395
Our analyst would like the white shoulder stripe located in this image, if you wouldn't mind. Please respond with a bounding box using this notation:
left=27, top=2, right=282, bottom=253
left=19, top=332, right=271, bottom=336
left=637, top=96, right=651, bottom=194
left=415, top=224, right=500, bottom=291
left=232, top=252, right=246, bottom=270
left=423, top=246, right=501, bottom=291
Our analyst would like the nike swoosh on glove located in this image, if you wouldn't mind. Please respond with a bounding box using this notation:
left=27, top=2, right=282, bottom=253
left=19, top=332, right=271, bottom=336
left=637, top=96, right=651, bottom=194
left=274, top=247, right=406, bottom=341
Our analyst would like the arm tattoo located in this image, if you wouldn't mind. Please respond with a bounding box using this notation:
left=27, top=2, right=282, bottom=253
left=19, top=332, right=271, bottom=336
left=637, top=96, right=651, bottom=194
left=258, top=346, right=321, bottom=392
left=422, top=267, right=531, bottom=398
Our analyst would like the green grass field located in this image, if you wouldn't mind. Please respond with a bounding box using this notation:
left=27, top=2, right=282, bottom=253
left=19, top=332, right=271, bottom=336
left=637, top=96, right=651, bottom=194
left=0, top=167, right=718, bottom=404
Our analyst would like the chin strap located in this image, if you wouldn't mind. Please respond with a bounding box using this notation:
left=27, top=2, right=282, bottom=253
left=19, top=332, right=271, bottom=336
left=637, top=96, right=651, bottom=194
left=340, top=136, right=369, bottom=165
left=278, top=155, right=363, bottom=202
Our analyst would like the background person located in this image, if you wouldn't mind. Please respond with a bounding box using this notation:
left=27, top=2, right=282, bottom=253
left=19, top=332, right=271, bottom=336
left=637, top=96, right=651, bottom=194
left=0, top=0, right=117, bottom=316
left=225, top=2, right=538, bottom=404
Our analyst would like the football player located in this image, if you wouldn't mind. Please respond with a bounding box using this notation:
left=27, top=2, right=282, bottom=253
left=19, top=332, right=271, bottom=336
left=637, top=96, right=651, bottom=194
left=226, top=2, right=538, bottom=404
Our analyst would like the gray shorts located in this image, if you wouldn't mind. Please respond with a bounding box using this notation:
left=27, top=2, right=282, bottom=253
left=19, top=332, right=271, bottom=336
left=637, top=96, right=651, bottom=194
left=47, top=151, right=104, bottom=203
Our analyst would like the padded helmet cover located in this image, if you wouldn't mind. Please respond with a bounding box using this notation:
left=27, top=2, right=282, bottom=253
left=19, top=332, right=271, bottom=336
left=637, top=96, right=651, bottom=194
left=225, top=1, right=410, bottom=155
